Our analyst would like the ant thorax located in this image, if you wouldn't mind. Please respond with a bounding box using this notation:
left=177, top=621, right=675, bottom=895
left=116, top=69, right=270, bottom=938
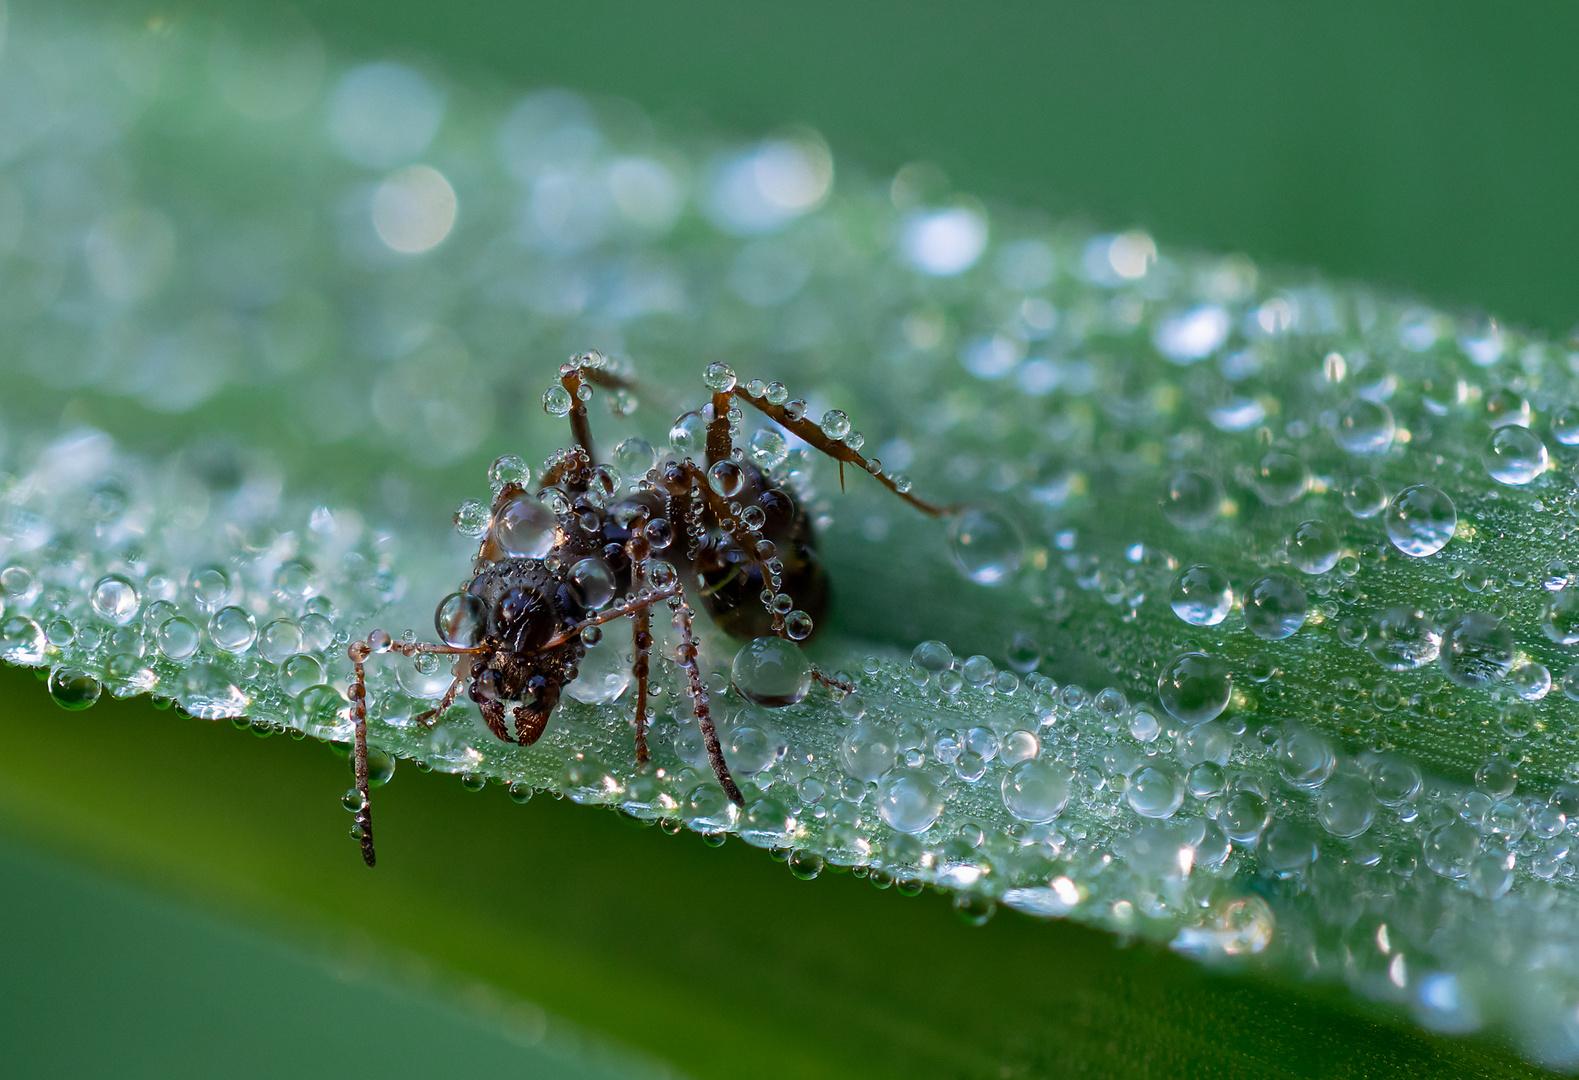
left=345, top=354, right=951, bottom=867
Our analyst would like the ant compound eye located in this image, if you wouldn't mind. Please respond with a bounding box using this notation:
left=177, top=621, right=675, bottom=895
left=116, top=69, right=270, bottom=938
left=435, top=591, right=488, bottom=648
left=491, top=493, right=557, bottom=559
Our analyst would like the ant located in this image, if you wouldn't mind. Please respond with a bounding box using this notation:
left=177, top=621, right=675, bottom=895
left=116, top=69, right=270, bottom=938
left=346, top=354, right=950, bottom=866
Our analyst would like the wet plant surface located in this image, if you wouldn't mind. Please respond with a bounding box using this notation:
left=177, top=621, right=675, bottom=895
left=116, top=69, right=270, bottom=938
left=3, top=5, right=1579, bottom=1075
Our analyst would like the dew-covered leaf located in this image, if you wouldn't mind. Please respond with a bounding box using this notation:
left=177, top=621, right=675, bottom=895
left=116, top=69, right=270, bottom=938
left=4, top=6, right=1579, bottom=1072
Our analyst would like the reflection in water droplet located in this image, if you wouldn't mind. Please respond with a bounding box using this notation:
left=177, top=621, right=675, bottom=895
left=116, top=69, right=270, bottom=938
left=1343, top=477, right=1388, bottom=518
left=156, top=616, right=201, bottom=662
left=1368, top=606, right=1442, bottom=670
left=92, top=574, right=140, bottom=625
left=1157, top=651, right=1232, bottom=725
left=210, top=605, right=258, bottom=653
left=1170, top=564, right=1232, bottom=626
left=1483, top=426, right=1548, bottom=485
left=1333, top=399, right=1394, bottom=454
left=877, top=769, right=944, bottom=833
left=1163, top=470, right=1222, bottom=530
left=1126, top=765, right=1183, bottom=819
left=947, top=509, right=1024, bottom=585
left=1438, top=612, right=1514, bottom=688
left=48, top=667, right=102, bottom=710
left=492, top=493, right=558, bottom=558
left=1001, top=759, right=1073, bottom=822
left=731, top=636, right=812, bottom=706
left=1243, top=574, right=1307, bottom=640
left=1385, top=484, right=1456, bottom=557
left=1288, top=520, right=1339, bottom=575
left=1254, top=451, right=1308, bottom=506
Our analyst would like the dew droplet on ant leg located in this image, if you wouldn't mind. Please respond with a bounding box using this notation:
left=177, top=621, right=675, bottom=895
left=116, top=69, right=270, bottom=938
left=342, top=355, right=955, bottom=865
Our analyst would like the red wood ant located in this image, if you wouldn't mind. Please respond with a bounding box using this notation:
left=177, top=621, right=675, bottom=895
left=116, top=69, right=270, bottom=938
left=346, top=354, right=950, bottom=866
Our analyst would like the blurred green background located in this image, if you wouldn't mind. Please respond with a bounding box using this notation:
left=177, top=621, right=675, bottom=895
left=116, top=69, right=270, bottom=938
left=5, top=2, right=1579, bottom=1077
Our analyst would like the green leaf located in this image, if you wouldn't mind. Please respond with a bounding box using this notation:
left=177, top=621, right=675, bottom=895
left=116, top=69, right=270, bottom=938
left=0, top=3, right=1576, bottom=1076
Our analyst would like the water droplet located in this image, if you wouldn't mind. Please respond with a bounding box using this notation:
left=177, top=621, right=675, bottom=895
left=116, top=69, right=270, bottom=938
left=1220, top=790, right=1270, bottom=843
left=910, top=640, right=953, bottom=679
left=1367, top=606, right=1442, bottom=670
left=256, top=619, right=303, bottom=665
left=748, top=429, right=788, bottom=470
left=839, top=718, right=898, bottom=781
left=542, top=383, right=573, bottom=416
left=1000, top=759, right=1073, bottom=822
left=1157, top=651, right=1232, bottom=725
left=488, top=455, right=532, bottom=493
left=1385, top=484, right=1456, bottom=557
left=1543, top=589, right=1579, bottom=644
left=1371, top=756, right=1422, bottom=806
left=568, top=557, right=616, bottom=610
left=191, top=566, right=231, bottom=611
left=1126, top=765, right=1184, bottom=819
left=1483, top=425, right=1548, bottom=485
left=564, top=641, right=632, bottom=704
left=1509, top=660, right=1551, bottom=701
left=436, top=591, right=487, bottom=649
left=1554, top=406, right=1579, bottom=446
left=1438, top=612, right=1514, bottom=688
left=48, top=667, right=102, bottom=711
left=613, top=437, right=657, bottom=481
left=1333, top=399, right=1394, bottom=454
left=1423, top=821, right=1477, bottom=879
left=454, top=499, right=489, bottom=538
left=1254, top=451, right=1308, bottom=506
left=2, top=616, right=46, bottom=665
left=876, top=768, right=944, bottom=833
left=209, top=606, right=258, bottom=653
left=1243, top=574, right=1307, bottom=640
left=155, top=616, right=200, bottom=662
left=783, top=610, right=814, bottom=640
left=707, top=459, right=744, bottom=498
left=491, top=493, right=558, bottom=559
left=1170, top=564, right=1232, bottom=626
left=1163, top=470, right=1222, bottom=530
left=1287, top=519, right=1341, bottom=575
left=1277, top=728, right=1336, bottom=789
left=179, top=662, right=250, bottom=719
left=668, top=411, right=707, bottom=456
left=703, top=361, right=737, bottom=393
left=1343, top=477, right=1388, bottom=518
left=91, top=574, right=140, bottom=625
left=731, top=636, right=812, bottom=706
left=685, top=784, right=740, bottom=834
left=1475, top=756, right=1518, bottom=798
left=947, top=509, right=1024, bottom=585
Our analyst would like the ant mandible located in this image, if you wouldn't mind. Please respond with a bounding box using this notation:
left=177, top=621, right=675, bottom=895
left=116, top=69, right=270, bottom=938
left=346, top=353, right=951, bottom=866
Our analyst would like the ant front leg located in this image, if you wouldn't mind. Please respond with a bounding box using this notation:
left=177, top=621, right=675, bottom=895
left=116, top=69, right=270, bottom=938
left=627, top=526, right=655, bottom=764
left=728, top=383, right=956, bottom=517
left=346, top=634, right=384, bottom=867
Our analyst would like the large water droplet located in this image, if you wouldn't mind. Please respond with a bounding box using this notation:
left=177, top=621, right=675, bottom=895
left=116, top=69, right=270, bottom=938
left=839, top=718, right=898, bottom=781
left=1170, top=564, right=1232, bottom=626
left=1342, top=477, right=1388, bottom=518
left=0, top=616, right=45, bottom=664
left=156, top=616, right=201, bottom=662
left=1385, top=484, right=1455, bottom=557
left=876, top=768, right=944, bottom=833
left=48, top=667, right=102, bottom=711
left=1220, top=790, right=1269, bottom=843
left=1288, top=519, right=1339, bottom=575
left=947, top=509, right=1024, bottom=585
left=731, top=636, right=811, bottom=706
left=1314, top=772, right=1374, bottom=838
left=1163, top=470, right=1222, bottom=530
left=613, top=437, right=657, bottom=480
left=568, top=557, right=616, bottom=610
left=1367, top=606, right=1442, bottom=670
left=91, top=574, right=140, bottom=625
left=1439, top=612, right=1515, bottom=688
left=1157, top=651, right=1232, bottom=725
left=1254, top=451, right=1308, bottom=506
left=1126, top=765, right=1184, bottom=819
left=564, top=641, right=632, bottom=704
left=1243, top=574, right=1307, bottom=640
left=1333, top=399, right=1394, bottom=454
left=492, top=492, right=558, bottom=559
left=1277, top=728, right=1336, bottom=789
left=1483, top=425, right=1548, bottom=485
left=209, top=606, right=258, bottom=653
left=1542, top=588, right=1579, bottom=644
left=436, top=591, right=487, bottom=648
left=1001, top=759, right=1073, bottom=822
left=1554, top=406, right=1579, bottom=446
